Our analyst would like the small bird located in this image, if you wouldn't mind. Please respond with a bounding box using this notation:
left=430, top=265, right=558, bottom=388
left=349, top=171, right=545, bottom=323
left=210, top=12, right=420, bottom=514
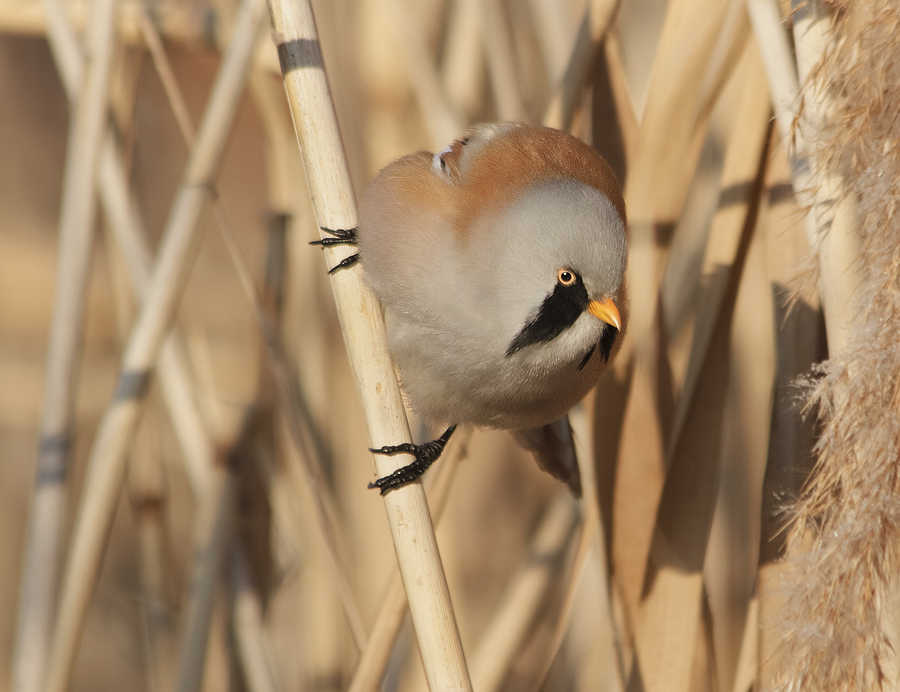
left=314, top=123, right=627, bottom=496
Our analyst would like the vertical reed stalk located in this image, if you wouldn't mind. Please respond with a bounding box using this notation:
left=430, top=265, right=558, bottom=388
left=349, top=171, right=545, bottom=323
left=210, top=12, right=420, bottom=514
left=266, top=1, right=472, bottom=688
left=527, top=0, right=577, bottom=82
left=11, top=0, right=116, bottom=689
left=749, top=0, right=864, bottom=351
left=790, top=0, right=864, bottom=353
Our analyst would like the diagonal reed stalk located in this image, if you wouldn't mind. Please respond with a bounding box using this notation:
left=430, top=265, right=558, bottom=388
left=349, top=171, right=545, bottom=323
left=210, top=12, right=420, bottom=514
left=345, top=437, right=464, bottom=692
left=41, top=1, right=268, bottom=689
left=266, top=1, right=472, bottom=689
left=11, top=0, right=116, bottom=689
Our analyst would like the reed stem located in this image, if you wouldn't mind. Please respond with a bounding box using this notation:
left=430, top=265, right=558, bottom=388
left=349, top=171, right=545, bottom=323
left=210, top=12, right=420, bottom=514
left=11, top=0, right=116, bottom=688
left=266, top=1, right=472, bottom=688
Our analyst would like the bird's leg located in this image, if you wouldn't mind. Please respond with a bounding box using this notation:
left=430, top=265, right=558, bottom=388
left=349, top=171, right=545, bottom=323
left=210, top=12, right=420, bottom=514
left=310, top=227, right=359, bottom=273
left=368, top=425, right=457, bottom=495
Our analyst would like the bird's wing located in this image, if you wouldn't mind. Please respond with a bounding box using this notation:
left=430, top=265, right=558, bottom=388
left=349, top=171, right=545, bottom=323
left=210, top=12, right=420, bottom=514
left=511, top=416, right=582, bottom=498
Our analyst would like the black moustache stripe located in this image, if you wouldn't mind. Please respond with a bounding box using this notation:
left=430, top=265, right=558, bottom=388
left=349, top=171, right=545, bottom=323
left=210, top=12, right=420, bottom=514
left=506, top=276, right=589, bottom=356
left=597, top=323, right=617, bottom=364
left=576, top=323, right=619, bottom=371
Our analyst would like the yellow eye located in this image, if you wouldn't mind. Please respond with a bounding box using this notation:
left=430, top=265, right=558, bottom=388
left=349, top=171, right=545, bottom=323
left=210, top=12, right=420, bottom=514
left=557, top=269, right=576, bottom=286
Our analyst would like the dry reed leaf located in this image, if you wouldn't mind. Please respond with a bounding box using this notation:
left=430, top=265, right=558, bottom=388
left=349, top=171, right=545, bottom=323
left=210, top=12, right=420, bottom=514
left=128, top=28, right=332, bottom=689
left=441, top=0, right=484, bottom=121
left=469, top=493, right=580, bottom=692
left=252, top=66, right=379, bottom=652
left=384, top=0, right=461, bottom=148
left=730, top=595, right=759, bottom=692
left=703, top=190, right=775, bottom=692
left=755, top=139, right=822, bottom=691
left=528, top=0, right=579, bottom=82
left=566, top=547, right=626, bottom=692
left=231, top=548, right=280, bottom=692
left=541, top=0, right=621, bottom=133
left=253, top=69, right=370, bottom=672
left=222, top=211, right=372, bottom=650
left=630, top=44, right=771, bottom=692
left=480, top=0, right=526, bottom=121
left=528, top=502, right=598, bottom=692
left=592, top=30, right=638, bottom=180
left=253, top=64, right=373, bottom=684
left=611, top=0, right=738, bottom=628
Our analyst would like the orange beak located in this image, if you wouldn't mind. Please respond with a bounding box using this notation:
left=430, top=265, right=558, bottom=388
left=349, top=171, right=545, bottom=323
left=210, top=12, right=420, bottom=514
left=587, top=298, right=622, bottom=331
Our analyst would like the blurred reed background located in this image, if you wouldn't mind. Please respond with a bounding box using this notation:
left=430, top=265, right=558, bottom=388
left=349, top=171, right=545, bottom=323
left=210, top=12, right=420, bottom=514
left=1, top=0, right=897, bottom=690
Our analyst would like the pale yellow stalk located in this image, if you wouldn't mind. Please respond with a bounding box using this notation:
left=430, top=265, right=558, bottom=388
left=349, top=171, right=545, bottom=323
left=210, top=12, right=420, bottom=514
left=266, top=1, right=472, bottom=689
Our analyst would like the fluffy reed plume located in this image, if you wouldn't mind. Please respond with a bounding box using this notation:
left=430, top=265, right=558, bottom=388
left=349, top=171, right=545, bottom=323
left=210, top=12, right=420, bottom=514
left=775, top=2, right=900, bottom=688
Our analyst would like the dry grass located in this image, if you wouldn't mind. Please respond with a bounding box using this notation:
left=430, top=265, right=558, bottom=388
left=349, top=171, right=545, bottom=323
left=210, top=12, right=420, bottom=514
left=0, top=0, right=896, bottom=690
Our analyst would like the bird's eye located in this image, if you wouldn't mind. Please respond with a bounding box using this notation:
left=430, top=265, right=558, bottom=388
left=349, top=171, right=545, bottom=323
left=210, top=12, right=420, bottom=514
left=557, top=269, right=576, bottom=286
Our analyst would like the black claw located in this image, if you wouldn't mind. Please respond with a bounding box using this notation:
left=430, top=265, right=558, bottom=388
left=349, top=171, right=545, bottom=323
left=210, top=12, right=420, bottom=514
left=310, top=228, right=360, bottom=274
left=368, top=425, right=457, bottom=495
left=327, top=253, right=360, bottom=274
left=310, top=227, right=358, bottom=247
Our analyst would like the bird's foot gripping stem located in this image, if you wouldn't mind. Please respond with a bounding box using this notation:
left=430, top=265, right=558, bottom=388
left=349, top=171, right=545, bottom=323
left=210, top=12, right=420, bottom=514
left=368, top=425, right=457, bottom=495
left=310, top=227, right=359, bottom=273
